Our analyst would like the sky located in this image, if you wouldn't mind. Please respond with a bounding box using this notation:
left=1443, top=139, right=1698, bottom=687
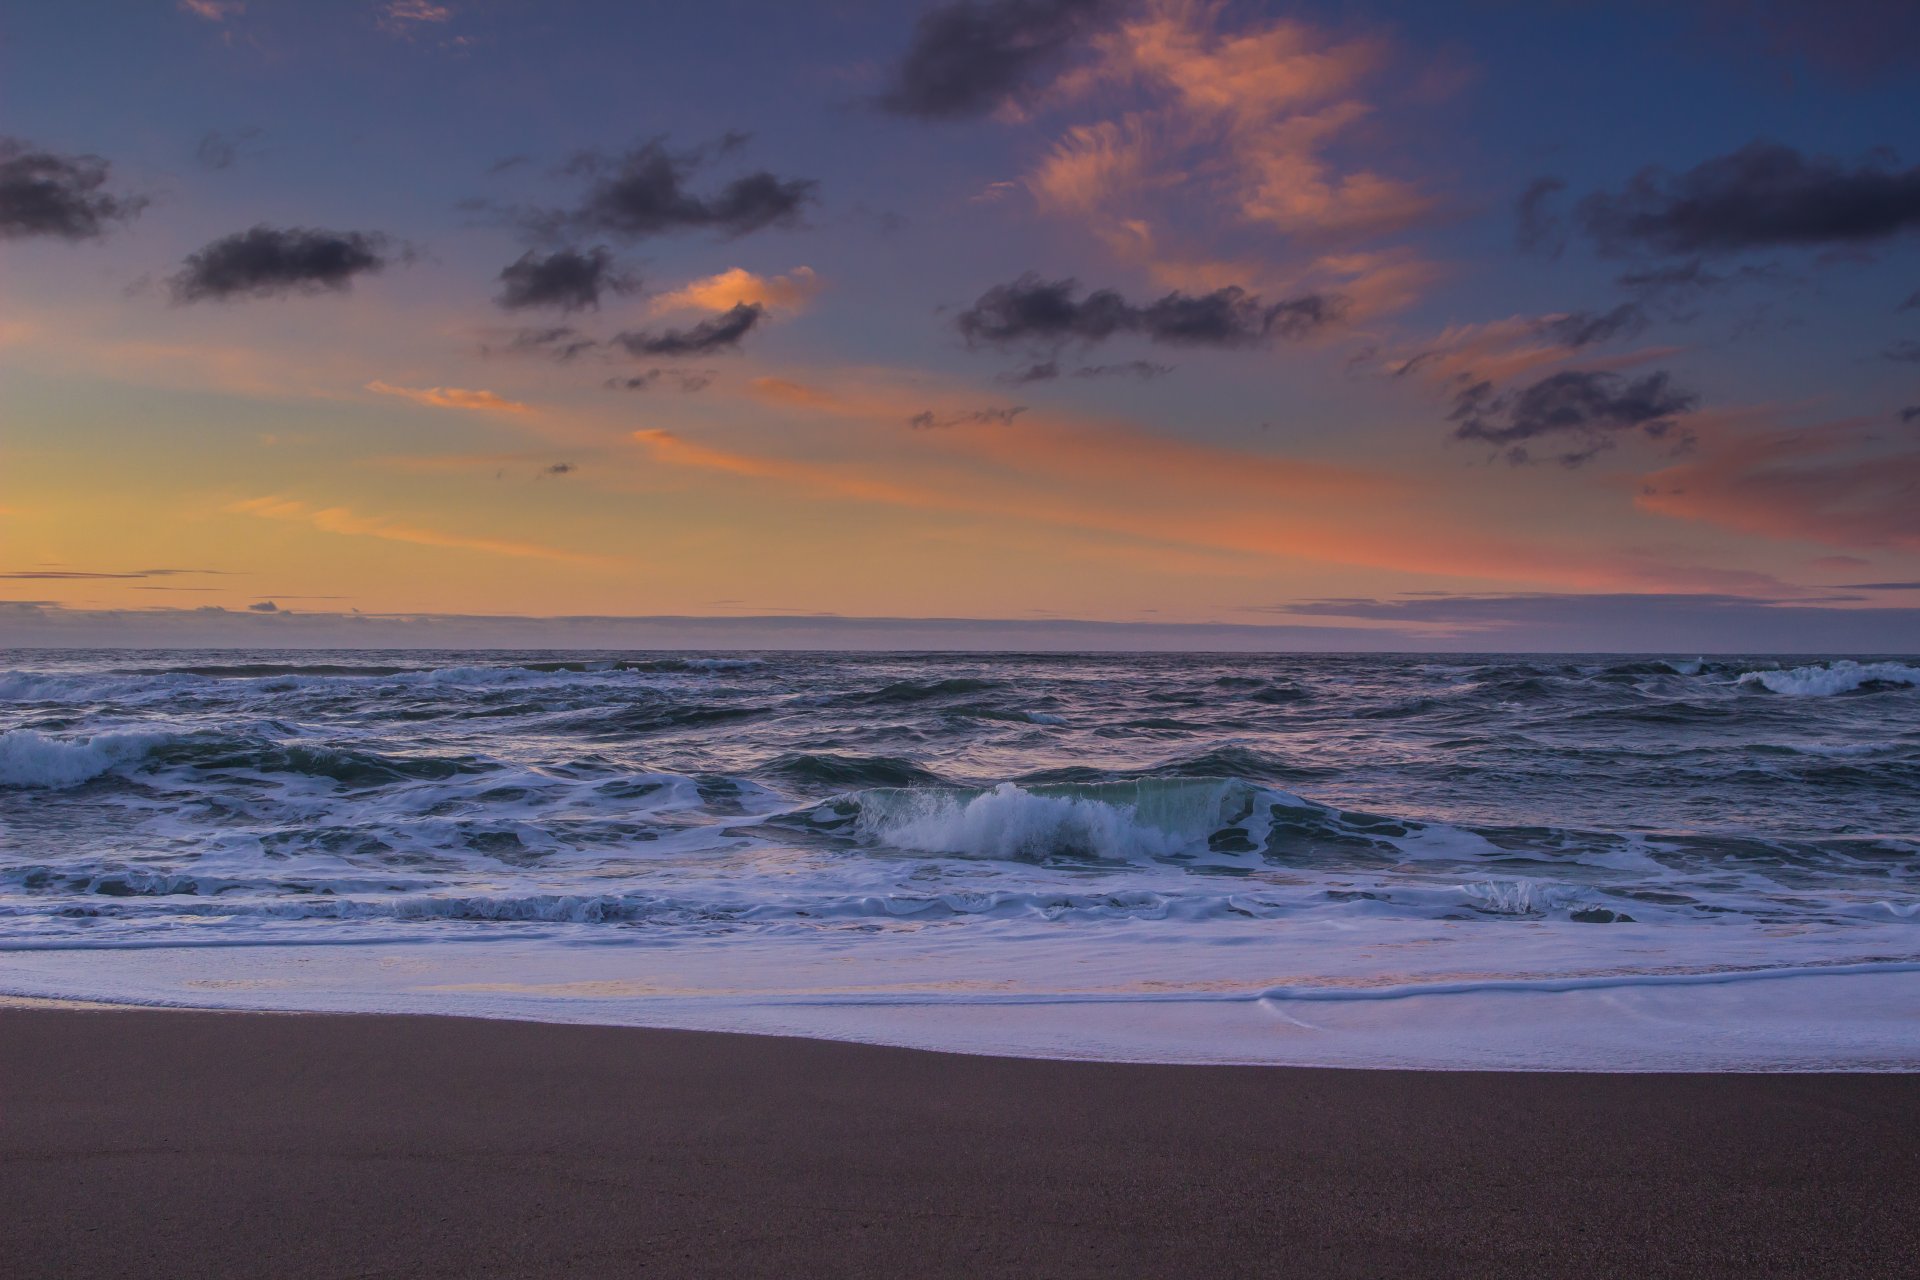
left=3, top=0, right=1919, bottom=650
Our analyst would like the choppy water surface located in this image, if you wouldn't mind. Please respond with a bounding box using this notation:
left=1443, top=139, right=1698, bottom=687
left=3, top=650, right=1917, bottom=1067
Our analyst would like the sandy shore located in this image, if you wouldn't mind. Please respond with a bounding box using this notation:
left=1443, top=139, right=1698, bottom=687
left=4, top=1006, right=1917, bottom=1278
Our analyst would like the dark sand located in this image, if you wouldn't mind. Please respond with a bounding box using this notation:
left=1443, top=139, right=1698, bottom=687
left=4, top=1006, right=1918, bottom=1278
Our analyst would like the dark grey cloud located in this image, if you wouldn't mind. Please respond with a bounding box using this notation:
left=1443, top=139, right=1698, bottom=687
left=1902, top=406, right=1920, bottom=424
left=606, top=368, right=714, bottom=393
left=906, top=405, right=1027, bottom=429
left=1077, top=360, right=1172, bottom=380
left=247, top=600, right=279, bottom=613
left=612, top=302, right=763, bottom=357
left=494, top=325, right=599, bottom=362
left=1000, top=358, right=1173, bottom=383
left=1900, top=289, right=1920, bottom=312
left=1618, top=259, right=1722, bottom=295
left=1514, top=175, right=1567, bottom=255
left=1002, top=360, right=1062, bottom=383
left=194, top=128, right=260, bottom=172
left=495, top=247, right=633, bottom=313
left=1578, top=141, right=1920, bottom=256
left=879, top=0, right=1125, bottom=120
left=1450, top=369, right=1699, bottom=467
left=1689, top=0, right=1920, bottom=78
left=957, top=273, right=1341, bottom=353
left=1534, top=303, right=1649, bottom=348
left=169, top=225, right=393, bottom=302
left=530, top=139, right=815, bottom=242
left=0, top=137, right=147, bottom=240
left=545, top=463, right=576, bottom=475
left=1884, top=339, right=1920, bottom=364
left=1839, top=580, right=1920, bottom=590
left=1617, top=258, right=1788, bottom=299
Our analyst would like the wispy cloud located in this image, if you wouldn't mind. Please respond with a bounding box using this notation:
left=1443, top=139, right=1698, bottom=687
left=365, top=380, right=530, bottom=414
left=227, top=497, right=604, bottom=564
left=1637, top=414, right=1920, bottom=550
left=378, top=2, right=453, bottom=35
left=178, top=0, right=245, bottom=20
left=747, top=376, right=842, bottom=409
left=1016, top=1, right=1437, bottom=305
left=629, top=402, right=1758, bottom=594
left=0, top=567, right=229, bottom=581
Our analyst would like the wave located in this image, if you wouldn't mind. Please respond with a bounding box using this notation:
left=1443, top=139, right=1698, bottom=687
left=846, top=677, right=1004, bottom=705
left=561, top=702, right=770, bottom=737
left=0, top=660, right=676, bottom=705
left=1738, top=660, right=1920, bottom=697
left=790, top=778, right=1267, bottom=863
left=1141, top=744, right=1335, bottom=784
left=786, top=778, right=1469, bottom=866
left=520, top=656, right=765, bottom=674
left=0, top=868, right=1660, bottom=932
left=761, top=752, right=947, bottom=790
left=128, top=663, right=420, bottom=679
left=779, top=776, right=1859, bottom=881
left=159, top=738, right=492, bottom=785
left=1256, top=960, right=1920, bottom=1004
left=1755, top=741, right=1901, bottom=758
left=0, top=726, right=505, bottom=792
left=948, top=703, right=1066, bottom=725
left=0, top=729, right=175, bottom=789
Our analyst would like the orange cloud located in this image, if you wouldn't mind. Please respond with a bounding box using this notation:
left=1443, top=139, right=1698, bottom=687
left=652, top=267, right=822, bottom=315
left=632, top=430, right=930, bottom=507
left=365, top=380, right=529, bottom=414
left=629, top=409, right=1740, bottom=594
left=227, top=497, right=603, bottom=564
left=1029, top=118, right=1164, bottom=217
left=1033, top=2, right=1431, bottom=252
left=747, top=377, right=843, bottom=410
left=1637, top=417, right=1920, bottom=550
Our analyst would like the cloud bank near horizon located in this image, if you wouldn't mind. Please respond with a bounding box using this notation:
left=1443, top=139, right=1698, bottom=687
left=3, top=596, right=1915, bottom=653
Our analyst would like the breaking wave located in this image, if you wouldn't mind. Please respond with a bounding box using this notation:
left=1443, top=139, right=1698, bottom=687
left=1738, top=660, right=1920, bottom=697
left=0, top=729, right=175, bottom=789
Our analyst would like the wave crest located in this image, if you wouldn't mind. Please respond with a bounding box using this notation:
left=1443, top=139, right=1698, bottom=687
left=1738, top=660, right=1920, bottom=697
left=0, top=729, right=174, bottom=790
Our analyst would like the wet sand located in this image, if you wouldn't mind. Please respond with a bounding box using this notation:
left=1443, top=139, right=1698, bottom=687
left=4, top=1005, right=1917, bottom=1278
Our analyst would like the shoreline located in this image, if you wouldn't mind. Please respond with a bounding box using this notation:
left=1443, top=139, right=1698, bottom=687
left=6, top=1005, right=1919, bottom=1278
left=3, top=988, right=1919, bottom=1074
left=7, top=937, right=1919, bottom=1072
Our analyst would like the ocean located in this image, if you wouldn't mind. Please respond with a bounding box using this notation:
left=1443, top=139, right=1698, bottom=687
left=3, top=649, right=1917, bottom=1069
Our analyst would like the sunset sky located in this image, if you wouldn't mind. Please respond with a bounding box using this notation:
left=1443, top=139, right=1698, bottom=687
left=4, top=0, right=1919, bottom=649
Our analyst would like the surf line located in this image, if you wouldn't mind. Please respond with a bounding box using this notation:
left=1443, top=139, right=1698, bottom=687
left=681, top=959, right=1920, bottom=1009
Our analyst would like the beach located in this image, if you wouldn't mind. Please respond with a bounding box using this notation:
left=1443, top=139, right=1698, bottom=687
left=6, top=1004, right=1917, bottom=1279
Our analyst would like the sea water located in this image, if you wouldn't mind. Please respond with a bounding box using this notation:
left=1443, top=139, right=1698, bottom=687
left=2, top=650, right=1916, bottom=1068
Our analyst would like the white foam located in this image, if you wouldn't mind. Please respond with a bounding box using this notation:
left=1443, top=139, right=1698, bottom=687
left=1738, top=660, right=1920, bottom=697
left=0, top=729, right=172, bottom=789
left=853, top=780, right=1252, bottom=862
left=1785, top=741, right=1896, bottom=757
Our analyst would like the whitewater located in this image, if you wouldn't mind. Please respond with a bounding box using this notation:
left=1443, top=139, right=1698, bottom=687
left=2, top=649, right=1917, bottom=1069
